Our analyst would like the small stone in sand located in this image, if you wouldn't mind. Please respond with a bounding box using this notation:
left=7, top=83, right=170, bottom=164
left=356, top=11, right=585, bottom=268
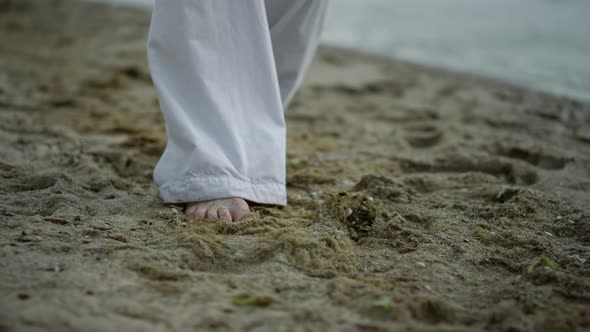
left=91, top=222, right=112, bottom=231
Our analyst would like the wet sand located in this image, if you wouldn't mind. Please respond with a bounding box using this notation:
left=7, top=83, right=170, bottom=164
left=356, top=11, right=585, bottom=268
left=1, top=1, right=589, bottom=331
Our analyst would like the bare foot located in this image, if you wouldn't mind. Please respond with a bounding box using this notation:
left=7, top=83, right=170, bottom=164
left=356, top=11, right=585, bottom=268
left=185, top=197, right=250, bottom=222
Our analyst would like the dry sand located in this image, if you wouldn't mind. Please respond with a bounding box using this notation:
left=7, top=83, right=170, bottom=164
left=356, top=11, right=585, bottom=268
left=1, top=1, right=589, bottom=331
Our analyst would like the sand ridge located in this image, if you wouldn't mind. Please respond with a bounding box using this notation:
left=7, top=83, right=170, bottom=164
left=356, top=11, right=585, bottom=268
left=0, top=1, right=589, bottom=331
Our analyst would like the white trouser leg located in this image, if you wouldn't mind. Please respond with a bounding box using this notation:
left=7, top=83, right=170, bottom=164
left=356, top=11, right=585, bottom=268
left=265, top=0, right=328, bottom=106
left=147, top=1, right=326, bottom=205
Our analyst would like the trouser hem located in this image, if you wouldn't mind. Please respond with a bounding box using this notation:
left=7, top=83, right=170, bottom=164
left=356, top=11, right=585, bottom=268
left=157, top=176, right=287, bottom=206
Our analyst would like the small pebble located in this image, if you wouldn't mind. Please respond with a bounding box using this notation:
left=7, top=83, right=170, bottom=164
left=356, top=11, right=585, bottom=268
left=91, top=223, right=112, bottom=231
left=342, top=179, right=355, bottom=187
left=416, top=262, right=426, bottom=267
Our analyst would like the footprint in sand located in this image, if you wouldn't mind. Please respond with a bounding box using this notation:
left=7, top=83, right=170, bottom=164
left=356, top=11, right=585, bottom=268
left=495, top=145, right=569, bottom=170
left=398, top=151, right=539, bottom=186
left=6, top=173, right=59, bottom=192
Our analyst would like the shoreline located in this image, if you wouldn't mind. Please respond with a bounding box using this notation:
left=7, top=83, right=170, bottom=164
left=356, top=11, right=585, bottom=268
left=86, top=0, right=590, bottom=103
left=318, top=45, right=590, bottom=105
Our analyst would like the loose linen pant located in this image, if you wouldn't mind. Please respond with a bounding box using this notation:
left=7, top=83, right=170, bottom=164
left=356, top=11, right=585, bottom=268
left=147, top=1, right=327, bottom=205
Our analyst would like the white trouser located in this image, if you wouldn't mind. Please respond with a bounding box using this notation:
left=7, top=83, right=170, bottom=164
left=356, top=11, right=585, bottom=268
left=147, top=1, right=327, bottom=205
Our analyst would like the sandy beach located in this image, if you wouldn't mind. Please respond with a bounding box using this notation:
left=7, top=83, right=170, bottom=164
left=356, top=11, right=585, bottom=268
left=1, top=1, right=589, bottom=331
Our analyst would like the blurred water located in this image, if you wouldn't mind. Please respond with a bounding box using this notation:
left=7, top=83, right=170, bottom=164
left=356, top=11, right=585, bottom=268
left=89, top=0, right=590, bottom=101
